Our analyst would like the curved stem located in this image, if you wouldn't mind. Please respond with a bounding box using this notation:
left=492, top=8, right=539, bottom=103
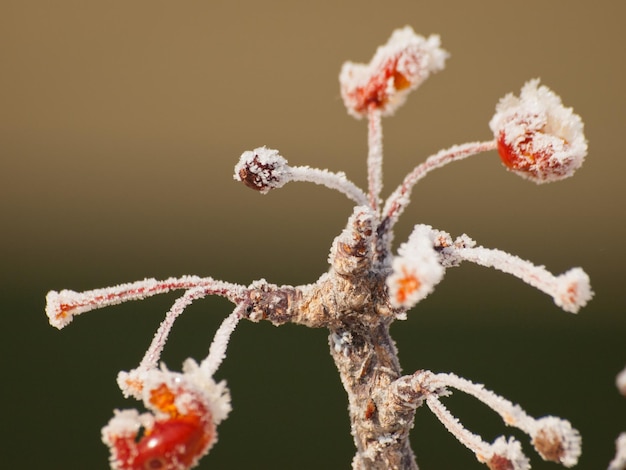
left=452, top=245, right=591, bottom=313
left=201, top=305, right=244, bottom=376
left=289, top=166, right=368, bottom=205
left=46, top=276, right=247, bottom=328
left=138, top=287, right=210, bottom=371
left=382, top=140, right=497, bottom=229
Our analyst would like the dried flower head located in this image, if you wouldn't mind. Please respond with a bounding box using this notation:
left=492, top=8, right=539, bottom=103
left=340, top=26, right=448, bottom=119
left=489, top=79, right=587, bottom=183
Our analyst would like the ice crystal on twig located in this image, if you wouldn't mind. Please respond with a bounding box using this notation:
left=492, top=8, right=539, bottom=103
left=393, top=371, right=581, bottom=468
left=339, top=26, right=447, bottom=211
left=234, top=145, right=368, bottom=204
left=382, top=140, right=497, bottom=229
left=46, top=26, right=593, bottom=469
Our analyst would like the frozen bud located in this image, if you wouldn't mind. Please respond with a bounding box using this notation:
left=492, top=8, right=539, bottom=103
left=485, top=437, right=530, bottom=470
left=554, top=267, right=593, bottom=314
left=489, top=79, right=587, bottom=183
left=103, top=362, right=231, bottom=470
left=387, top=225, right=445, bottom=310
left=234, top=146, right=290, bottom=194
left=340, top=26, right=448, bottom=119
left=531, top=417, right=581, bottom=467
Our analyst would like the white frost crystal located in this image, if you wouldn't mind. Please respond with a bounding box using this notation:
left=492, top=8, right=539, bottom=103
left=489, top=79, right=587, bottom=183
left=387, top=225, right=445, bottom=310
left=340, top=26, right=448, bottom=118
left=234, top=146, right=291, bottom=193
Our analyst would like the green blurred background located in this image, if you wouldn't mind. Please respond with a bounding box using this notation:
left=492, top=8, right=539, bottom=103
left=2, top=1, right=624, bottom=468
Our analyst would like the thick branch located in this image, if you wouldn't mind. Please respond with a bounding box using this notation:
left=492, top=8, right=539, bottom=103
left=330, top=322, right=418, bottom=469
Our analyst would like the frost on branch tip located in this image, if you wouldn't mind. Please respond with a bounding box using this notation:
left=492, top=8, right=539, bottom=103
left=386, top=224, right=445, bottom=312
left=441, top=239, right=593, bottom=314
left=530, top=417, right=581, bottom=467
left=484, top=436, right=530, bottom=470
left=234, top=146, right=290, bottom=194
left=489, top=79, right=587, bottom=183
left=407, top=371, right=581, bottom=469
left=340, top=26, right=448, bottom=118
left=103, top=360, right=231, bottom=470
left=553, top=267, right=593, bottom=314
left=234, top=145, right=368, bottom=204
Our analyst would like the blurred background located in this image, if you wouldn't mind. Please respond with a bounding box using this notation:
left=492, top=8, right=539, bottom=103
left=1, top=1, right=624, bottom=468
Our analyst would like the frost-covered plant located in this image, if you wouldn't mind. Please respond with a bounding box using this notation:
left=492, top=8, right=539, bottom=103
left=46, top=27, right=593, bottom=470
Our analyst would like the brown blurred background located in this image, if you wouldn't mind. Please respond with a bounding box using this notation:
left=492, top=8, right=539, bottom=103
left=1, top=1, right=624, bottom=468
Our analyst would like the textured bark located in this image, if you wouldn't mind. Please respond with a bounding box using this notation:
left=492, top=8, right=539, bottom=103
left=241, top=207, right=421, bottom=468
left=330, top=322, right=418, bottom=469
left=243, top=254, right=418, bottom=464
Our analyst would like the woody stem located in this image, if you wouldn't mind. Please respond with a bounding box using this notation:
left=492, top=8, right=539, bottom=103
left=329, top=322, right=418, bottom=469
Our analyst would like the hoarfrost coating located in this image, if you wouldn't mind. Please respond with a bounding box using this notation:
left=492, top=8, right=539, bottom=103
left=489, top=79, right=587, bottom=183
left=340, top=26, right=448, bottom=118
left=45, top=26, right=593, bottom=469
